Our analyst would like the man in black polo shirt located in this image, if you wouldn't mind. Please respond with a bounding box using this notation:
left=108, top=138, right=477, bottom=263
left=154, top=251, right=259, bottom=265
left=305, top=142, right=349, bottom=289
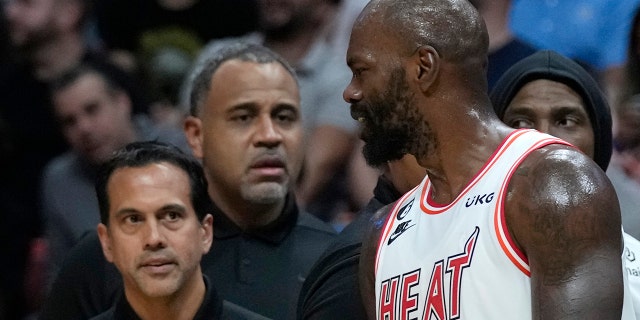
left=90, top=141, right=267, bottom=319
left=40, top=43, right=336, bottom=320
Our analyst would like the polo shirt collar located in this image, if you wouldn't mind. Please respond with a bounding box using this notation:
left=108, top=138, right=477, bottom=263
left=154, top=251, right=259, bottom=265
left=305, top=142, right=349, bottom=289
left=212, top=193, right=299, bottom=245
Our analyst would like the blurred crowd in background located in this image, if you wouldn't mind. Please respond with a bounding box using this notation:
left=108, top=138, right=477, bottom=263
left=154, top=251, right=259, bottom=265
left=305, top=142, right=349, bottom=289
left=2, top=0, right=640, bottom=319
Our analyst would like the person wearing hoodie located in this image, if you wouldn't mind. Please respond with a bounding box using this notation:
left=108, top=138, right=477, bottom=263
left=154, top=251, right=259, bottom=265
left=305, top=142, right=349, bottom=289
left=490, top=49, right=640, bottom=318
left=489, top=49, right=640, bottom=238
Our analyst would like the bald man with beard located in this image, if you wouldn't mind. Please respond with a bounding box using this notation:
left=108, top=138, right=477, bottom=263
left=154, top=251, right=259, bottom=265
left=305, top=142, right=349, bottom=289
left=345, top=0, right=629, bottom=318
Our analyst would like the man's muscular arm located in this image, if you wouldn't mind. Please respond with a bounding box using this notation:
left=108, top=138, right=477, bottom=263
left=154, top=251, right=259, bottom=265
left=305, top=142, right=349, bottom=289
left=506, top=145, right=623, bottom=319
left=359, top=204, right=394, bottom=320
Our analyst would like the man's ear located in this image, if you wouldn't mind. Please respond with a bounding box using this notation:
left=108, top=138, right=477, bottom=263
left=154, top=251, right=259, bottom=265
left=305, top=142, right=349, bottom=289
left=184, top=116, right=204, bottom=158
left=414, top=45, right=440, bottom=93
left=201, top=214, right=214, bottom=254
left=97, top=223, right=114, bottom=263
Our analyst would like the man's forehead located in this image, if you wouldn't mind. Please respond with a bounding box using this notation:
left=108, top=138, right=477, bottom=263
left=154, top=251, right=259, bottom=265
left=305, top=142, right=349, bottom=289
left=213, top=59, right=293, bottom=82
left=206, top=59, right=300, bottom=106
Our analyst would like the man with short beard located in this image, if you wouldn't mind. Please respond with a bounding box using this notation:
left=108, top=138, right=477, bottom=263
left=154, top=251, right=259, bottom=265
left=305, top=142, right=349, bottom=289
left=41, top=43, right=336, bottom=320
left=347, top=0, right=630, bottom=318
left=181, top=0, right=368, bottom=225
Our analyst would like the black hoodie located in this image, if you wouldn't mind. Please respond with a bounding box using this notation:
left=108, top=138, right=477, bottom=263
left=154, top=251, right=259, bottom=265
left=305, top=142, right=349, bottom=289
left=490, top=50, right=612, bottom=171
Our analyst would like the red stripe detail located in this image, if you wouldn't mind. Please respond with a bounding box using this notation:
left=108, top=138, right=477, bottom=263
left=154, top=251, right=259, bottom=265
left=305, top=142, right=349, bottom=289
left=494, top=136, right=571, bottom=276
left=420, top=129, right=530, bottom=214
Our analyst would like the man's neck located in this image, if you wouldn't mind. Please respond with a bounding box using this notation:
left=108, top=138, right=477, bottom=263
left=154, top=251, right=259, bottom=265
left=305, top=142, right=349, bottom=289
left=125, top=271, right=206, bottom=320
left=419, top=116, right=513, bottom=205
left=28, top=32, right=85, bottom=81
left=227, top=200, right=286, bottom=230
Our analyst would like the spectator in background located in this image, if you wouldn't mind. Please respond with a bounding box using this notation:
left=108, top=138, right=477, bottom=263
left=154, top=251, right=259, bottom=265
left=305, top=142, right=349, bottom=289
left=42, top=63, right=188, bottom=289
left=94, top=0, right=258, bottom=129
left=509, top=0, right=640, bottom=104
left=41, top=42, right=336, bottom=320
left=490, top=49, right=640, bottom=318
left=181, top=0, right=372, bottom=229
left=470, top=0, right=536, bottom=90
left=619, top=7, right=640, bottom=108
left=0, top=0, right=144, bottom=318
left=326, top=0, right=368, bottom=57
left=489, top=49, right=640, bottom=239
left=608, top=95, right=640, bottom=237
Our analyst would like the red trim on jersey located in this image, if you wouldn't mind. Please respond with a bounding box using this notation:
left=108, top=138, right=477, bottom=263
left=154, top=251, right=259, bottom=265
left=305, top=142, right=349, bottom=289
left=494, top=136, right=571, bottom=276
left=420, top=129, right=530, bottom=214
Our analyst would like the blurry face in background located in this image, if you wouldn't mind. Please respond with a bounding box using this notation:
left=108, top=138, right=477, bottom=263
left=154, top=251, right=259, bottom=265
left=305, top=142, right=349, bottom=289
left=502, top=79, right=594, bottom=158
left=52, top=72, right=137, bottom=165
left=614, top=100, right=640, bottom=182
left=3, top=0, right=58, bottom=49
left=256, top=0, right=322, bottom=37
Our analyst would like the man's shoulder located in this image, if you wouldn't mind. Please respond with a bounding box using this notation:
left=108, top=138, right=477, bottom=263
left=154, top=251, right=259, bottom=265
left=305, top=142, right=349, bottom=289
left=40, top=231, right=121, bottom=320
left=42, top=152, right=84, bottom=184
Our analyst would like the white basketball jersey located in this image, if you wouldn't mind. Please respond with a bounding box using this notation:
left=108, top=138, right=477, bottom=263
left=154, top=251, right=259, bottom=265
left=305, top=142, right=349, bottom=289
left=374, top=129, right=569, bottom=319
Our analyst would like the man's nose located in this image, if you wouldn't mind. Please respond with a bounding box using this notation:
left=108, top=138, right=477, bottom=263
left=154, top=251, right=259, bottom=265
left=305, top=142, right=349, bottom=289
left=536, top=122, right=551, bottom=135
left=254, top=116, right=282, bottom=147
left=143, top=221, right=166, bottom=250
left=343, top=80, right=363, bottom=104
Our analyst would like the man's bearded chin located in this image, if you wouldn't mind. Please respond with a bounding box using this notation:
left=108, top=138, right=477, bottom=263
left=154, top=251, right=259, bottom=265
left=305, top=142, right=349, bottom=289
left=362, top=127, right=410, bottom=167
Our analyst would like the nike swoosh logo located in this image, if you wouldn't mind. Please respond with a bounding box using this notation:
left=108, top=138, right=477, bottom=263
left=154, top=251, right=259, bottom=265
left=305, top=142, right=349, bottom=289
left=387, top=221, right=415, bottom=245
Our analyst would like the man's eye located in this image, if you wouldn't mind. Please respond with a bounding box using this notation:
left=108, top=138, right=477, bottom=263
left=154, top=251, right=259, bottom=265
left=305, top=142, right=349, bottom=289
left=166, top=212, right=180, bottom=221
left=558, top=117, right=579, bottom=127
left=275, top=110, right=297, bottom=123
left=232, top=114, right=251, bottom=122
left=125, top=215, right=141, bottom=224
left=353, top=68, right=365, bottom=78
left=509, top=119, right=534, bottom=129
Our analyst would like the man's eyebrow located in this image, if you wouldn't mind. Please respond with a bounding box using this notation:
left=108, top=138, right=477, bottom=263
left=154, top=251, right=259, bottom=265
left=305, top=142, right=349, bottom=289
left=114, top=208, right=141, bottom=218
left=550, top=105, right=588, bottom=115
left=158, top=204, right=187, bottom=213
left=505, top=105, right=536, bottom=116
left=272, top=102, right=299, bottom=112
left=227, top=102, right=259, bottom=113
left=114, top=204, right=187, bottom=217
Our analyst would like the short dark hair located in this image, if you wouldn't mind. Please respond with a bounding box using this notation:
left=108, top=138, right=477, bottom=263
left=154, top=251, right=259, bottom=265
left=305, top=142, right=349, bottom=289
left=49, top=63, right=123, bottom=98
left=189, top=42, right=298, bottom=116
left=95, top=141, right=212, bottom=225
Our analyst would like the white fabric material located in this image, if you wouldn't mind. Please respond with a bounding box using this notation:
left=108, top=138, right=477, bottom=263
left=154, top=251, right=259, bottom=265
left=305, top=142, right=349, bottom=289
left=374, top=129, right=634, bottom=319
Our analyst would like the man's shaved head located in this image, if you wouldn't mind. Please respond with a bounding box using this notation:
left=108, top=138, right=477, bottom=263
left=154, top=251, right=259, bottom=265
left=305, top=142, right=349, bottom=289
left=356, top=0, right=488, bottom=62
